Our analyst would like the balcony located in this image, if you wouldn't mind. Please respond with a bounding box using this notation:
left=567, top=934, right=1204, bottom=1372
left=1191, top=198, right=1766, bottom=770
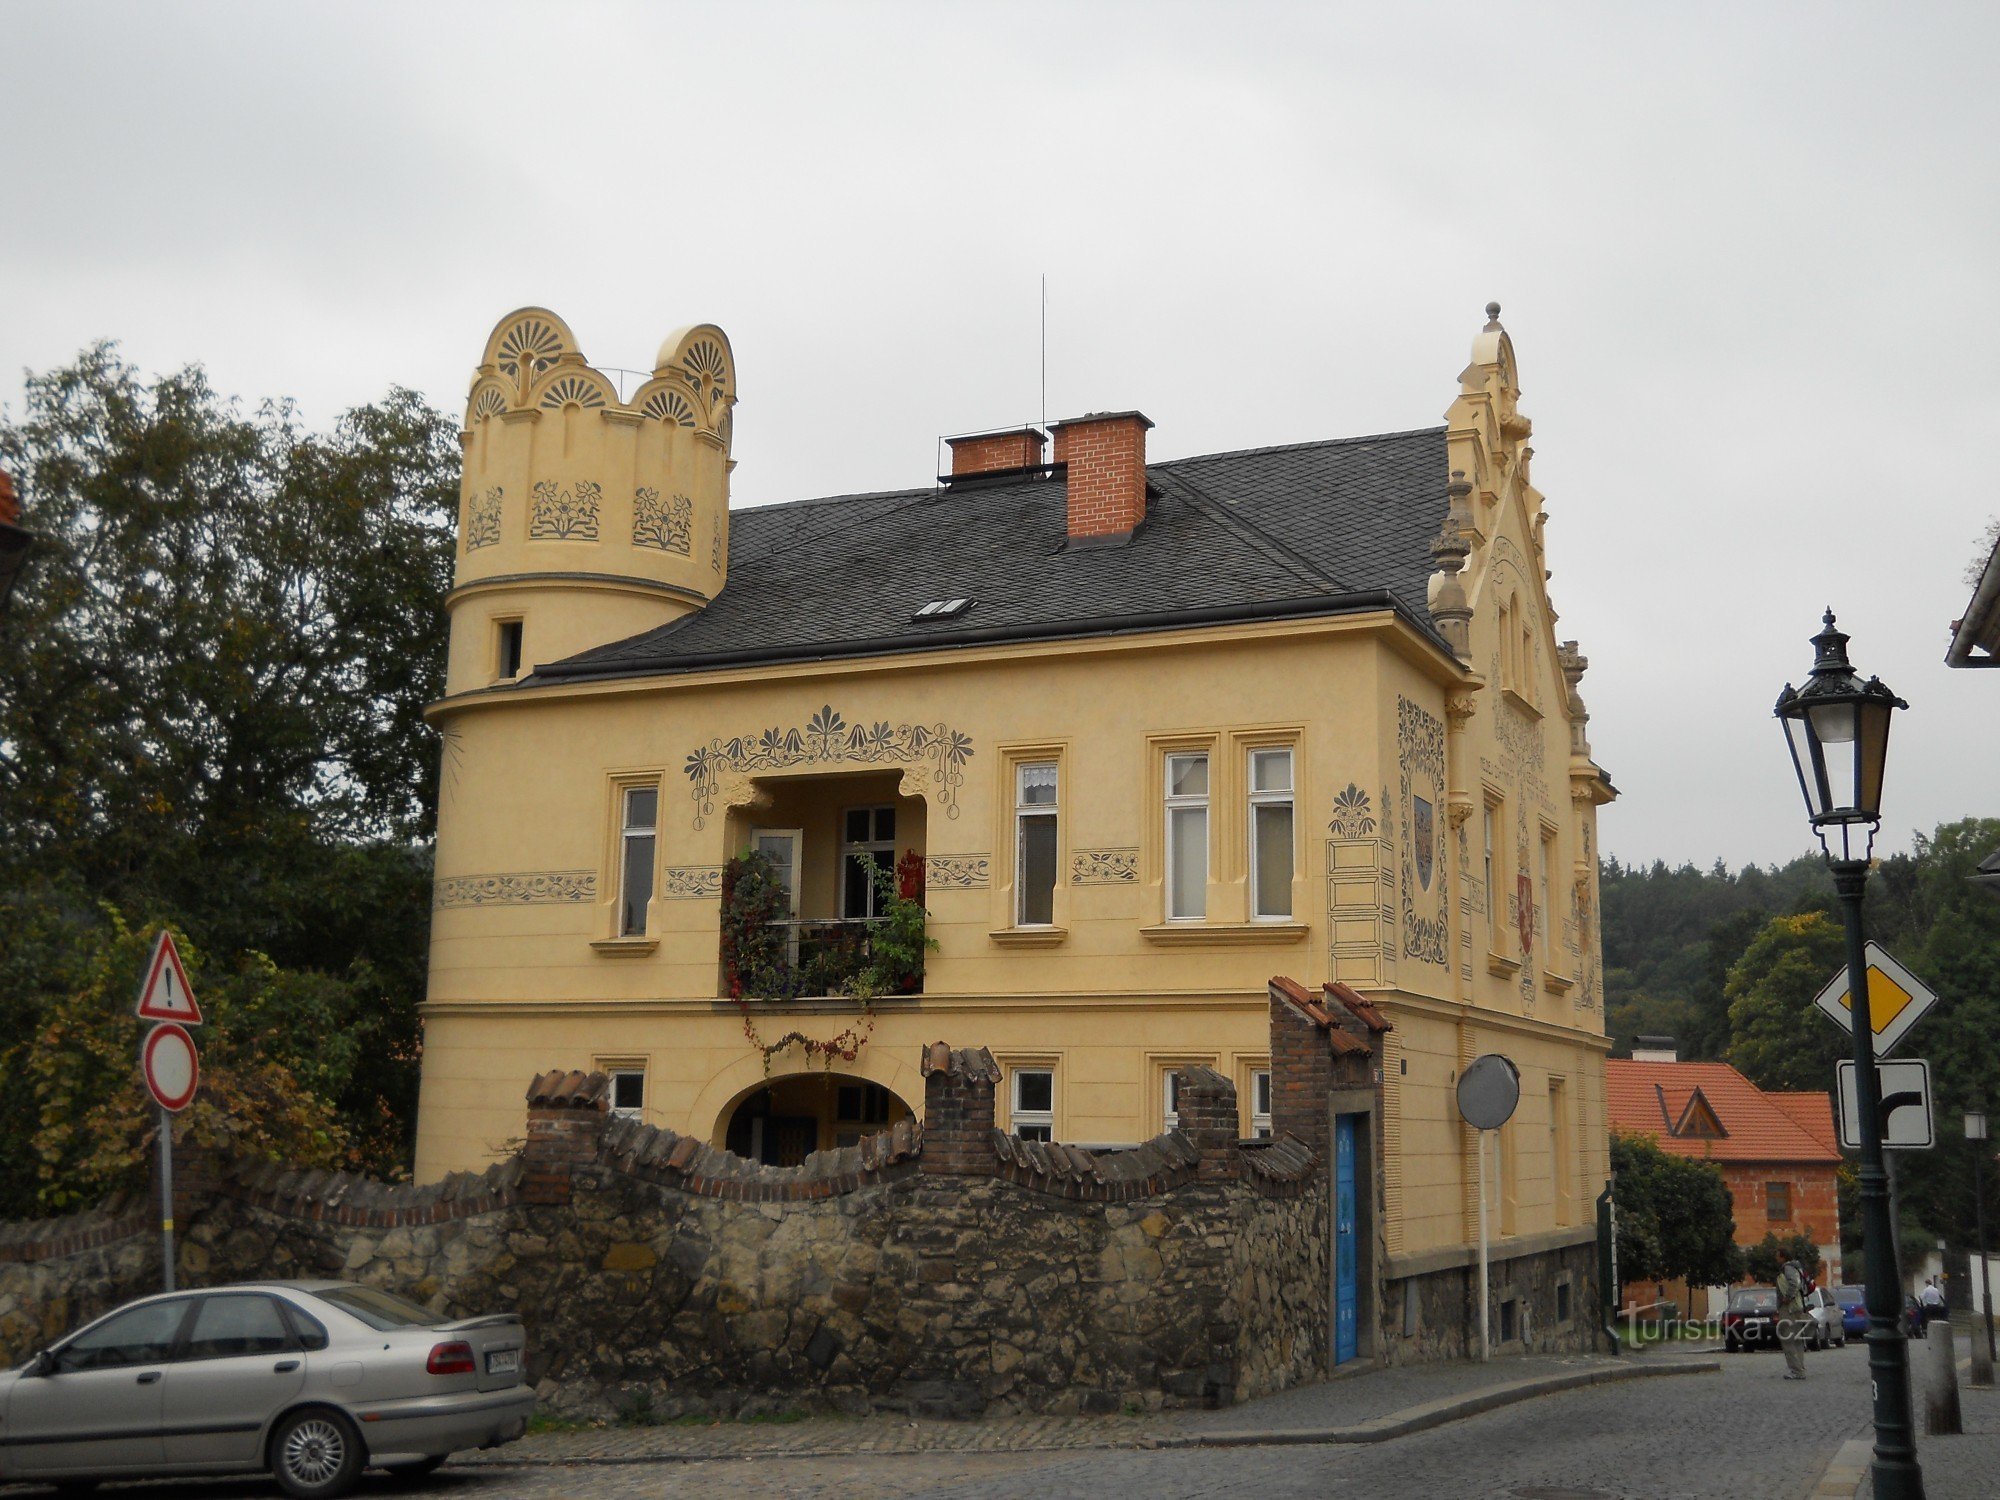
left=736, top=915, right=919, bottom=1001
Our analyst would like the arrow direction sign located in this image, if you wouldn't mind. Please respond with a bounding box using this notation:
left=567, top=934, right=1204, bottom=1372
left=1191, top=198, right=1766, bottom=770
left=1812, top=941, right=1934, bottom=1058
left=135, top=931, right=201, bottom=1026
left=1836, top=1058, right=1935, bottom=1150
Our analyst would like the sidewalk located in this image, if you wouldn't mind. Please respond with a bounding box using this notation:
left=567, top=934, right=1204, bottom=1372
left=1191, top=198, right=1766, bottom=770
left=458, top=1347, right=1714, bottom=1468
left=1811, top=1334, right=2000, bottom=1500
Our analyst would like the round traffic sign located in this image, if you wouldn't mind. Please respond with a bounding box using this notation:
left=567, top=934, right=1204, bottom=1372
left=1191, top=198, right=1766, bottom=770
left=142, top=1023, right=200, bottom=1113
left=1456, top=1053, right=1520, bottom=1130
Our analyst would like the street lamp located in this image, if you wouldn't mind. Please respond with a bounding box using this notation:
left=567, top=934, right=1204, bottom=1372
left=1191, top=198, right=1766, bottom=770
left=1969, top=1109, right=1995, bottom=1376
left=1776, top=609, right=1921, bottom=1500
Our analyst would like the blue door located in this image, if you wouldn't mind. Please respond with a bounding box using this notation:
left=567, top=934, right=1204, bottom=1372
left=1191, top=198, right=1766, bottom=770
left=1335, top=1114, right=1358, bottom=1365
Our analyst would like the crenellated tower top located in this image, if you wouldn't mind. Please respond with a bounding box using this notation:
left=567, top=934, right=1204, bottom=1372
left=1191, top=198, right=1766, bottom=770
left=444, top=308, right=737, bottom=695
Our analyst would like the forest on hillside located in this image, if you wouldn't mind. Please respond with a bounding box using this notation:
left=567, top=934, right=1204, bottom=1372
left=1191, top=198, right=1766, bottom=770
left=1600, top=820, right=2000, bottom=1252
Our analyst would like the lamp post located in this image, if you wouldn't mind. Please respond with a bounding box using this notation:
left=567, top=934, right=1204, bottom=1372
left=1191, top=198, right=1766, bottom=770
left=1969, top=1109, right=1995, bottom=1378
left=1776, top=610, right=1921, bottom=1500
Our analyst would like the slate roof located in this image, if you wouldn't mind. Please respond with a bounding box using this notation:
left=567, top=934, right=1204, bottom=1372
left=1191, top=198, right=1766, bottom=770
left=1605, top=1060, right=1842, bottom=1166
left=535, top=426, right=1451, bottom=684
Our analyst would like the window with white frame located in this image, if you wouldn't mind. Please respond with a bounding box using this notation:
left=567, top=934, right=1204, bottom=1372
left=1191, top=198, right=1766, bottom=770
left=608, top=1067, right=645, bottom=1120
left=1011, top=1067, right=1054, bottom=1141
left=619, top=786, right=658, bottom=937
left=1163, top=1070, right=1182, bottom=1132
left=1248, top=747, right=1295, bottom=919
left=841, top=805, right=897, bottom=918
left=1538, top=825, right=1557, bottom=966
left=1250, top=1069, right=1273, bottom=1139
left=1164, top=751, right=1209, bottom=920
left=1015, top=762, right=1059, bottom=926
left=1483, top=799, right=1504, bottom=948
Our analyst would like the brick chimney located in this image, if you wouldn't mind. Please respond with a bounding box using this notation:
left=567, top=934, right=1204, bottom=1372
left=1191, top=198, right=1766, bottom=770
left=1051, top=411, right=1152, bottom=541
left=946, top=426, right=1046, bottom=478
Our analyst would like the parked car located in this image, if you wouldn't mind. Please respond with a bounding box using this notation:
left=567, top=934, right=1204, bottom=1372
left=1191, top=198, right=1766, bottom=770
left=1804, top=1286, right=1847, bottom=1349
left=1724, top=1286, right=1780, bottom=1351
left=1831, top=1285, right=1869, bottom=1340
left=0, top=1280, right=532, bottom=1497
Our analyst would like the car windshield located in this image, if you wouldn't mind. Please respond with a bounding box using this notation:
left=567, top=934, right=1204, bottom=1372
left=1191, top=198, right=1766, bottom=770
left=1730, top=1289, right=1778, bottom=1312
left=311, top=1285, right=440, bottom=1331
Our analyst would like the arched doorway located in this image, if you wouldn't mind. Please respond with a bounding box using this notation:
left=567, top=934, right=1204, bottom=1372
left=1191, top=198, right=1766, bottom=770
left=723, top=1074, right=915, bottom=1165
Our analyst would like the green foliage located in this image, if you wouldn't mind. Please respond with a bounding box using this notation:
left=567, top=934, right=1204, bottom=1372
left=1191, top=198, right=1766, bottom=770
left=1610, top=1131, right=1744, bottom=1287
left=720, top=851, right=794, bottom=1001
left=1742, top=1231, right=1822, bottom=1285
left=0, top=345, right=458, bottom=1208
left=1723, top=912, right=1851, bottom=1092
left=720, top=851, right=934, bottom=1003
left=25, top=918, right=348, bottom=1211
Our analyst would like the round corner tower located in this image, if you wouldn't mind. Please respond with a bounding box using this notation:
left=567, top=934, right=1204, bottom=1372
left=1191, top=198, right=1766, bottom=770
left=444, top=307, right=736, bottom=695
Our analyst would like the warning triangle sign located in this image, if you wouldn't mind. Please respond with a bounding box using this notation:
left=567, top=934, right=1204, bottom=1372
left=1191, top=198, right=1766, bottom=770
left=135, top=931, right=202, bottom=1025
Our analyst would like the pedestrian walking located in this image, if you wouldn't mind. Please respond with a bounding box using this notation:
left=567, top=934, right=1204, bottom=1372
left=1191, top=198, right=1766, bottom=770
left=1776, top=1247, right=1809, bottom=1380
left=1920, top=1276, right=1946, bottom=1331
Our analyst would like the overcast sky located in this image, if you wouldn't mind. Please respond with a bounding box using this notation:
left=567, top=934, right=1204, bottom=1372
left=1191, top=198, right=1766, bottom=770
left=4, top=2, right=1996, bottom=871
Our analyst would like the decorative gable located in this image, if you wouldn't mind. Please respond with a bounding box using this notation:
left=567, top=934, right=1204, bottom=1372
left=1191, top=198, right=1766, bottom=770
left=1672, top=1087, right=1728, bottom=1140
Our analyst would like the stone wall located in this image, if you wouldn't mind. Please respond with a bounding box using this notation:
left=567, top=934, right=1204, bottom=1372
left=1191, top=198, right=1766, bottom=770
left=0, top=1048, right=1324, bottom=1419
left=1381, top=1230, right=1600, bottom=1363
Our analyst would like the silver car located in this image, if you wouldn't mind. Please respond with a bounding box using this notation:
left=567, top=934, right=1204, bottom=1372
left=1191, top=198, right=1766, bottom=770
left=0, top=1280, right=533, bottom=1497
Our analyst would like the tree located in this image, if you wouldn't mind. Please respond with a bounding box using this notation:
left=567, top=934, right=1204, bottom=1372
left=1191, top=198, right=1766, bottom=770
left=0, top=346, right=459, bottom=1207
left=1723, top=912, right=1851, bottom=1093
left=1611, top=1132, right=1743, bottom=1287
left=1743, top=1230, right=1822, bottom=1285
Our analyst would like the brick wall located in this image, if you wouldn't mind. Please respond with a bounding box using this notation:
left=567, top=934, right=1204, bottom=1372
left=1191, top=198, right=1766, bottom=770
left=1052, top=411, right=1151, bottom=539
left=946, top=427, right=1044, bottom=476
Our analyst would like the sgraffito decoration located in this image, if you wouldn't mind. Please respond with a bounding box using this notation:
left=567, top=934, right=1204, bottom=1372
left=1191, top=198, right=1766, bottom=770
left=1071, top=849, right=1139, bottom=884
left=926, top=855, right=991, bottom=890
left=530, top=480, right=602, bottom=541
left=683, top=705, right=974, bottom=829
left=710, top=518, right=723, bottom=572
left=465, top=487, right=503, bottom=550
left=435, top=870, right=597, bottom=908
left=1328, top=784, right=1376, bottom=839
left=632, top=488, right=693, bottom=554
left=642, top=389, right=697, bottom=427
left=1398, top=696, right=1449, bottom=967
left=662, top=866, right=724, bottom=899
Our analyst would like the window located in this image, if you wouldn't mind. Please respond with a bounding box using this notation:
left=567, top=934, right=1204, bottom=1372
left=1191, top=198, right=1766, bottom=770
left=1767, top=1181, right=1791, bottom=1222
left=1556, top=1280, right=1573, bottom=1325
left=1538, top=827, right=1557, bottom=965
left=1015, top=762, right=1059, bottom=926
left=609, top=1068, right=645, bottom=1120
left=496, top=618, right=524, bottom=679
left=1163, top=1070, right=1182, bottom=1132
left=1497, top=598, right=1514, bottom=689
left=1011, top=1067, right=1054, bottom=1141
left=312, top=1285, right=437, bottom=1331
left=183, top=1295, right=292, bottom=1361
left=1248, top=748, right=1295, bottom=919
left=1165, top=752, right=1209, bottom=920
left=56, top=1299, right=188, bottom=1372
left=1549, top=1077, right=1573, bottom=1225
left=1483, top=802, right=1502, bottom=947
left=1250, top=1068, right=1273, bottom=1139
left=619, top=786, right=657, bottom=936
left=841, top=806, right=898, bottom=918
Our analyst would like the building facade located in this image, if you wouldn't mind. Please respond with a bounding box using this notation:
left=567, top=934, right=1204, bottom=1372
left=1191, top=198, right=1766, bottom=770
left=414, top=303, right=1616, bottom=1348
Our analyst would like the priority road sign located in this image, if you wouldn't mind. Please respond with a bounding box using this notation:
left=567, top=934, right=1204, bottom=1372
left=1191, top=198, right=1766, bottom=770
left=141, top=1023, right=200, bottom=1114
left=135, top=931, right=201, bottom=1025
left=1836, top=1058, right=1935, bottom=1150
left=1812, top=941, right=1935, bottom=1058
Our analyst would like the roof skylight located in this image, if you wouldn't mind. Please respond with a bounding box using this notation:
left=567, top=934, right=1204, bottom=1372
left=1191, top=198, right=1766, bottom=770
left=911, top=598, right=973, bottom=622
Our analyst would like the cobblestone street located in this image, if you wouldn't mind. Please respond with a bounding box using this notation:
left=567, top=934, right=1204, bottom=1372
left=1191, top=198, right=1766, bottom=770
left=12, top=1341, right=1960, bottom=1500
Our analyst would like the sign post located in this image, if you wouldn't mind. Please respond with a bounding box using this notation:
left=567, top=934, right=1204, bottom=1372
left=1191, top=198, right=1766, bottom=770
left=136, top=933, right=201, bottom=1293
left=1457, top=1054, right=1521, bottom=1361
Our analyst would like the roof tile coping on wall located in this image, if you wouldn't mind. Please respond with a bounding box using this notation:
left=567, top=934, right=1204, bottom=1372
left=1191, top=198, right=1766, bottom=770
left=597, top=1112, right=924, bottom=1202
left=1323, top=980, right=1393, bottom=1033
left=987, top=1126, right=1319, bottom=1201
left=1269, top=975, right=1372, bottom=1057
left=226, top=1155, right=527, bottom=1229
left=0, top=1194, right=151, bottom=1264
left=920, top=1042, right=1003, bottom=1082
left=527, top=1069, right=610, bottom=1110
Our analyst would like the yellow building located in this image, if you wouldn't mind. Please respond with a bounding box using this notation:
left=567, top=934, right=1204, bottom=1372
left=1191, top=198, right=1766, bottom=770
left=416, top=303, right=1614, bottom=1324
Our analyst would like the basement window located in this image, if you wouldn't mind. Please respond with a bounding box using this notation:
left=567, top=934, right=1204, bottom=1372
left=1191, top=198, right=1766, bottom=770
left=911, top=598, right=973, bottom=621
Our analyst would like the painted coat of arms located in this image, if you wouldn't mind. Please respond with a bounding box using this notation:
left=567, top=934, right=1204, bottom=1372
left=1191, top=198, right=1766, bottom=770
left=1397, top=697, right=1448, bottom=966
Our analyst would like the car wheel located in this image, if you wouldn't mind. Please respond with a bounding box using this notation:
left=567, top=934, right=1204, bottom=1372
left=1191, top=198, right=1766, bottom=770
left=1726, top=1335, right=1739, bottom=1352
left=270, top=1406, right=364, bottom=1499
